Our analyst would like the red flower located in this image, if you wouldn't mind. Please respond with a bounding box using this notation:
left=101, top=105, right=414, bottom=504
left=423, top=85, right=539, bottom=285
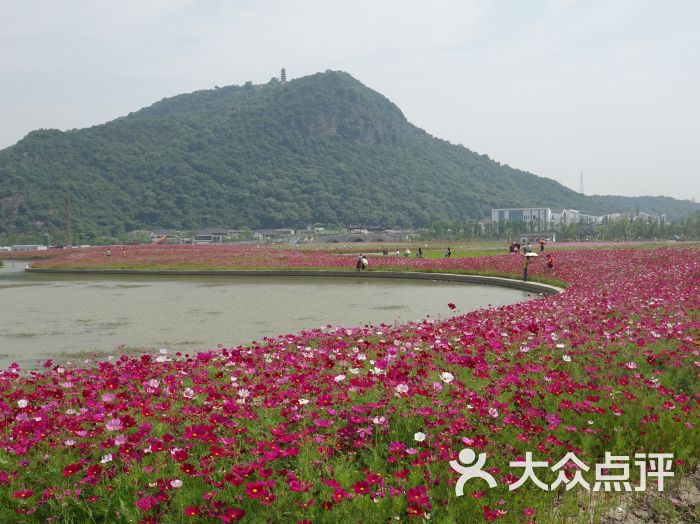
left=448, top=302, right=457, bottom=310
left=220, top=507, right=245, bottom=522
left=180, top=463, right=197, bottom=476
left=86, top=464, right=103, bottom=478
left=245, top=481, right=270, bottom=499
left=406, top=485, right=430, bottom=506
left=483, top=506, right=508, bottom=521
left=62, top=463, right=83, bottom=477
left=332, top=488, right=350, bottom=503
left=352, top=480, right=370, bottom=495
left=172, top=448, right=189, bottom=462
left=184, top=506, right=200, bottom=517
left=13, top=488, right=33, bottom=499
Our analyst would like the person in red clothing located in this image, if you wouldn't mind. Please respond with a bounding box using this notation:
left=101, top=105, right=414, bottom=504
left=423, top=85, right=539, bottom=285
left=546, top=253, right=555, bottom=269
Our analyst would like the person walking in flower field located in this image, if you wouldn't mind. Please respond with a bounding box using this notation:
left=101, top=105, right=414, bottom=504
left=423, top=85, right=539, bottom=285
left=523, top=255, right=530, bottom=281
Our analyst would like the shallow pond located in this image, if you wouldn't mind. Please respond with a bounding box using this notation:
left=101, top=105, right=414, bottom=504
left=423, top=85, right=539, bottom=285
left=0, top=261, right=531, bottom=368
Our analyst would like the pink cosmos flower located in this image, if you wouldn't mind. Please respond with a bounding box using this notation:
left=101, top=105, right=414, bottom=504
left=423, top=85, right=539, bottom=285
left=105, top=418, right=123, bottom=431
left=135, top=496, right=159, bottom=512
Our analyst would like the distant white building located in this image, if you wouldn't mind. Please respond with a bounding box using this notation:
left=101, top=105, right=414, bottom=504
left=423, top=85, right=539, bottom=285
left=11, top=244, right=48, bottom=252
left=491, top=207, right=552, bottom=230
left=579, top=213, right=603, bottom=225
left=550, top=209, right=580, bottom=227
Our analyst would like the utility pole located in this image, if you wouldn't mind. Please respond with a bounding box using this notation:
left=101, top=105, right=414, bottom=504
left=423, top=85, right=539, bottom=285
left=64, top=192, right=72, bottom=246
left=579, top=171, right=584, bottom=195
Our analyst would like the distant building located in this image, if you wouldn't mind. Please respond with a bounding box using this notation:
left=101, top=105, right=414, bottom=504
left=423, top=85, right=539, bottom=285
left=550, top=209, right=580, bottom=227
left=519, top=231, right=557, bottom=243
left=579, top=213, right=603, bottom=225
left=193, top=228, right=232, bottom=244
left=148, top=229, right=190, bottom=244
left=11, top=244, right=48, bottom=252
left=491, top=207, right=552, bottom=230
left=251, top=229, right=296, bottom=242
left=280, top=68, right=287, bottom=82
left=634, top=212, right=665, bottom=224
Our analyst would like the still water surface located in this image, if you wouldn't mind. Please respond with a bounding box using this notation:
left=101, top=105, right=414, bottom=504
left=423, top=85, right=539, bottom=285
left=0, top=261, right=530, bottom=368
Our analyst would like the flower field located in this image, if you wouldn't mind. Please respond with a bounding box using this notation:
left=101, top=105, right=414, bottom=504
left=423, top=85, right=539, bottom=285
left=29, top=243, right=564, bottom=284
left=1, top=245, right=699, bottom=522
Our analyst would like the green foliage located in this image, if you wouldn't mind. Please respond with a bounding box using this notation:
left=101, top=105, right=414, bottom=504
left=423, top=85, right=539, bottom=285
left=1, top=70, right=698, bottom=240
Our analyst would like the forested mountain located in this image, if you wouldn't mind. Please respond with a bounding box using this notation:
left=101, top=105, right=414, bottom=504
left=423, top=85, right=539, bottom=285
left=1, top=70, right=697, bottom=241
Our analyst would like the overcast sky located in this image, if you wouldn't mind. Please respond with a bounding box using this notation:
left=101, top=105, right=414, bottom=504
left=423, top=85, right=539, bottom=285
left=1, top=0, right=698, bottom=201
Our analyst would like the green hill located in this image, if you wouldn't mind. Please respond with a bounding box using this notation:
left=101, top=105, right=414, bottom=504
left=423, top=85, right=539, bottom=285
left=0, top=70, right=697, bottom=241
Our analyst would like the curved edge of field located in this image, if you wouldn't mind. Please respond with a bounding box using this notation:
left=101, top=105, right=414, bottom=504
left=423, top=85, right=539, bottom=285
left=24, top=267, right=563, bottom=295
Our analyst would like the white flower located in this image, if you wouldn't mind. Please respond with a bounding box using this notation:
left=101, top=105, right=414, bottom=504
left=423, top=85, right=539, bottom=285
left=440, top=372, right=454, bottom=384
left=170, top=479, right=183, bottom=488
left=64, top=439, right=75, bottom=446
left=488, top=407, right=499, bottom=418
left=334, top=374, right=346, bottom=382
left=100, top=454, right=113, bottom=464
left=395, top=383, right=409, bottom=394
left=625, top=361, right=637, bottom=369
left=298, top=398, right=310, bottom=405
left=237, top=388, right=251, bottom=398
left=556, top=343, right=565, bottom=349
left=148, top=379, right=160, bottom=388
left=349, top=367, right=360, bottom=375
left=17, top=399, right=28, bottom=408
left=159, top=348, right=168, bottom=354
left=182, top=388, right=195, bottom=399
left=414, top=432, right=426, bottom=442
left=372, top=416, right=386, bottom=425
left=562, top=355, right=572, bottom=362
